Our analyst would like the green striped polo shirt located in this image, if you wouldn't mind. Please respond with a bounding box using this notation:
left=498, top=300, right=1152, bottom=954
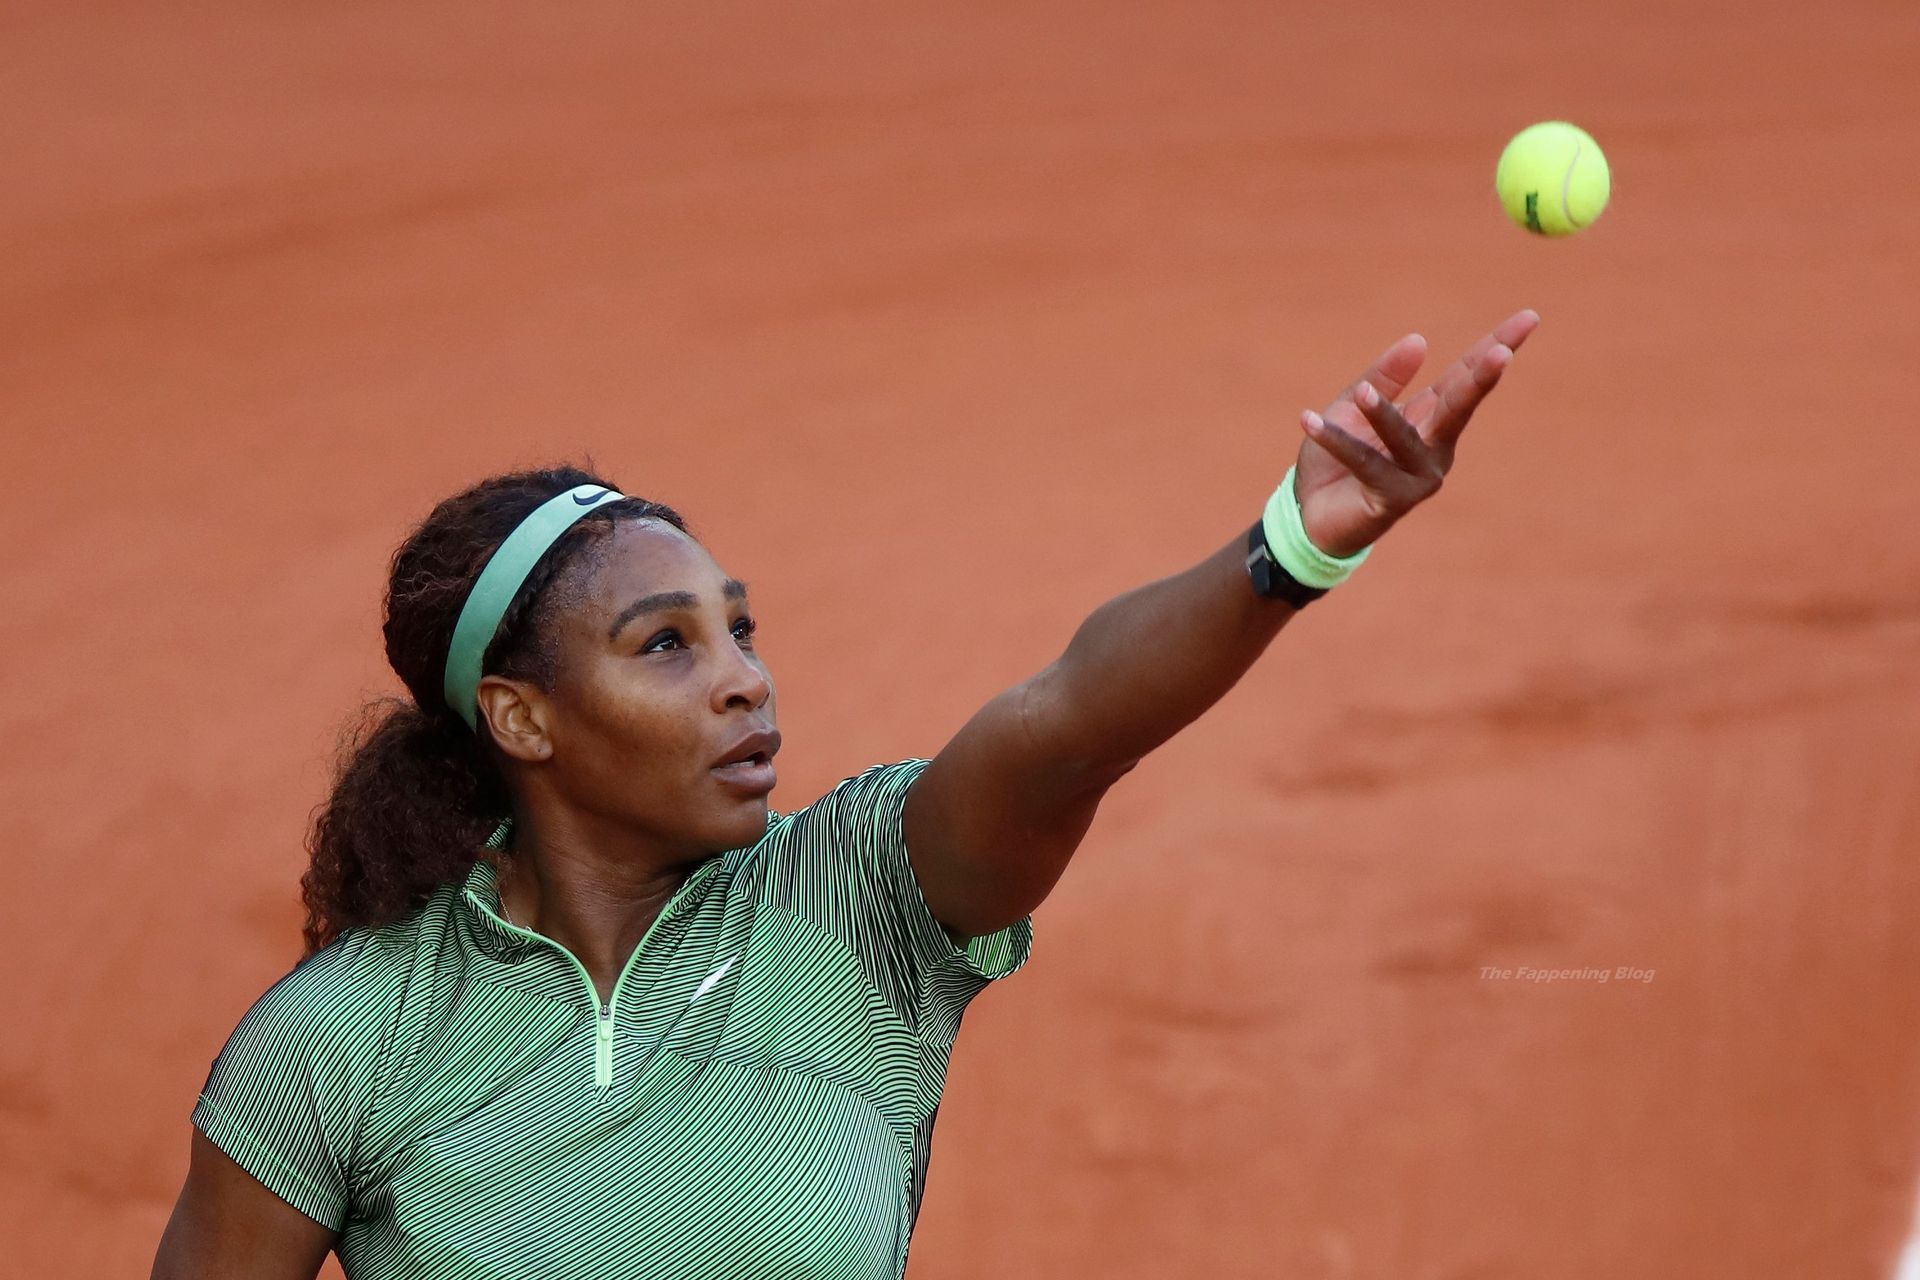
left=193, top=757, right=1033, bottom=1279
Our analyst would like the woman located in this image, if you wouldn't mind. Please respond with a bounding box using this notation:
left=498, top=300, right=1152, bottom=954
left=152, top=309, right=1537, bottom=1279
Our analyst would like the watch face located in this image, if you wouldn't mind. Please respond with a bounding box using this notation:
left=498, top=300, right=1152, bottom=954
left=1247, top=520, right=1324, bottom=606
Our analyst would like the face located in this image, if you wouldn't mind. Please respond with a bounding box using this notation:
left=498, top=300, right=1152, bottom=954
left=480, top=518, right=779, bottom=859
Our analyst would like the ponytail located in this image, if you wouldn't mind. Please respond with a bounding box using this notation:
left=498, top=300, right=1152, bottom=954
left=299, top=697, right=505, bottom=956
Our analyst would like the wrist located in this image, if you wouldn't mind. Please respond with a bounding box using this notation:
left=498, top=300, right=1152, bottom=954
left=1261, top=466, right=1374, bottom=588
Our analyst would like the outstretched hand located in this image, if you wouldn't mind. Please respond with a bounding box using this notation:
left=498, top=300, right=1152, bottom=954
left=1291, top=309, right=1541, bottom=558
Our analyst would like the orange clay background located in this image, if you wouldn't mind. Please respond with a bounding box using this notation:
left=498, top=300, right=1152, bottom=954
left=5, top=2, right=1918, bottom=1276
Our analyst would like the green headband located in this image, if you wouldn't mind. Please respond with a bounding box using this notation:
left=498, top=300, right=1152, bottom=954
left=443, top=484, right=629, bottom=733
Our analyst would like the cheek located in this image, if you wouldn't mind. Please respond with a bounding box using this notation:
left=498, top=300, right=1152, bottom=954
left=561, top=660, right=678, bottom=759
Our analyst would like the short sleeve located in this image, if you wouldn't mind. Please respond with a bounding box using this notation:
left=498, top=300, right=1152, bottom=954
left=190, top=943, right=384, bottom=1231
left=806, top=758, right=1034, bottom=1039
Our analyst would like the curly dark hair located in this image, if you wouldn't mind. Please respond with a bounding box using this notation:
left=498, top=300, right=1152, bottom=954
left=298, top=459, right=691, bottom=958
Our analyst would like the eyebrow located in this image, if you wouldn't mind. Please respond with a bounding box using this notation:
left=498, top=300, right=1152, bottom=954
left=608, top=578, right=750, bottom=641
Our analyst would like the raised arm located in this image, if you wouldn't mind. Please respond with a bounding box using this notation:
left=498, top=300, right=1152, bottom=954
left=902, top=310, right=1540, bottom=939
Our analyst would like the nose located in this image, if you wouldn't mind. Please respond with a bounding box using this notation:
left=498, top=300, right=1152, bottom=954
left=715, top=640, right=772, bottom=713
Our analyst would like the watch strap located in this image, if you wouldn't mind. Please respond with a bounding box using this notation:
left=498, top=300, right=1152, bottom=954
left=1245, top=518, right=1330, bottom=608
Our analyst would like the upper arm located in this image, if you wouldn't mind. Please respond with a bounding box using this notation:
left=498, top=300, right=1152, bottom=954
left=903, top=665, right=1133, bottom=939
left=175, top=943, right=390, bottom=1260
left=151, top=1127, right=337, bottom=1280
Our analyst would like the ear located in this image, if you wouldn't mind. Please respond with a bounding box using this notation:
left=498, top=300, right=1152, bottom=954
left=475, top=675, right=554, bottom=763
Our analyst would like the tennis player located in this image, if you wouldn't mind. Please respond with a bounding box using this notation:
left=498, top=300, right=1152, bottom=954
left=152, top=308, right=1537, bottom=1278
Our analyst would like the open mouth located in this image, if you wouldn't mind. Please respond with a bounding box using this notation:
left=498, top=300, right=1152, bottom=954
left=713, top=754, right=776, bottom=790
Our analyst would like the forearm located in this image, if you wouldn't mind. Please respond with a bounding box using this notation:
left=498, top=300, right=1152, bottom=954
left=1035, top=525, right=1299, bottom=775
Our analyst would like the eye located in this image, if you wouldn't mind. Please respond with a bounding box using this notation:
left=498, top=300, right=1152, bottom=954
left=641, top=616, right=758, bottom=654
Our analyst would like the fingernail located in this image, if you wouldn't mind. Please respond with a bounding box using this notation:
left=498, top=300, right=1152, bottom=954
left=1356, top=383, right=1375, bottom=407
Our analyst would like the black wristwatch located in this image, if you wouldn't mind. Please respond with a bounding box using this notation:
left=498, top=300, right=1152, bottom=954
left=1245, top=517, right=1329, bottom=608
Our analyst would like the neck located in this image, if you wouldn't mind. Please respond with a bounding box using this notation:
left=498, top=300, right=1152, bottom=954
left=492, top=847, right=695, bottom=1000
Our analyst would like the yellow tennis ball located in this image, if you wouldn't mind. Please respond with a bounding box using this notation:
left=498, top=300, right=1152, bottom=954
left=1496, top=121, right=1610, bottom=236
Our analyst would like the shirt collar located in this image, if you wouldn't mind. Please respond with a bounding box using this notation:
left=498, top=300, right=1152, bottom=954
left=457, top=852, right=729, bottom=963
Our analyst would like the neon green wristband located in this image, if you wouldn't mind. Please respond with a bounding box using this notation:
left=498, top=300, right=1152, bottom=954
left=1260, top=466, right=1374, bottom=590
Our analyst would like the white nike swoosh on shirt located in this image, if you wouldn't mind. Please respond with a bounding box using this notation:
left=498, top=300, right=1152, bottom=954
left=691, top=955, right=738, bottom=1004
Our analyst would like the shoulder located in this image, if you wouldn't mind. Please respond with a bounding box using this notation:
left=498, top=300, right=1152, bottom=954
left=727, top=758, right=928, bottom=875
left=219, top=884, right=462, bottom=1073
left=222, top=928, right=410, bottom=1066
left=777, top=758, right=931, bottom=836
left=198, top=891, right=455, bottom=1142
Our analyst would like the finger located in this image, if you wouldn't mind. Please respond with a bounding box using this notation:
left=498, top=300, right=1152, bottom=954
left=1489, top=307, right=1536, bottom=347
left=1335, top=333, right=1427, bottom=407
left=1403, top=338, right=1513, bottom=440
left=1421, top=343, right=1513, bottom=449
left=1302, top=409, right=1406, bottom=494
left=1351, top=380, right=1441, bottom=478
left=1404, top=309, right=1539, bottom=427
left=1488, top=307, right=1541, bottom=352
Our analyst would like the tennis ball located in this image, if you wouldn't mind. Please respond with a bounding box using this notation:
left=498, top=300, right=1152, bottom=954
left=1496, top=121, right=1610, bottom=236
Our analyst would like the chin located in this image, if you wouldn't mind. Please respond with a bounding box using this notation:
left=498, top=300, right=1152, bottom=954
left=719, top=805, right=771, bottom=852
